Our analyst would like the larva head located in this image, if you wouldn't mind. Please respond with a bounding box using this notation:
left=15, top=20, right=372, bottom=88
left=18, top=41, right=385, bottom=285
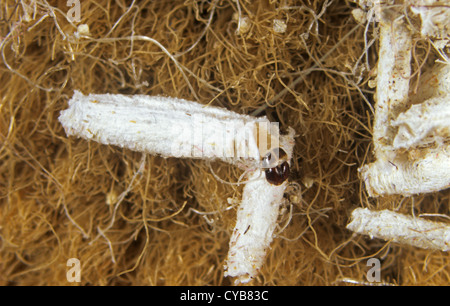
left=262, top=148, right=290, bottom=185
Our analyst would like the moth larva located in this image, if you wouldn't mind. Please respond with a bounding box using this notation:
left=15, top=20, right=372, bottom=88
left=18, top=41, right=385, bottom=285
left=59, top=91, right=296, bottom=284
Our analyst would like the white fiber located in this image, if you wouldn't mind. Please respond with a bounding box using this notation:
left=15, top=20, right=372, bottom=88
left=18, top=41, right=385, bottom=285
left=347, top=208, right=450, bottom=252
left=224, top=128, right=295, bottom=284
left=59, top=91, right=273, bottom=166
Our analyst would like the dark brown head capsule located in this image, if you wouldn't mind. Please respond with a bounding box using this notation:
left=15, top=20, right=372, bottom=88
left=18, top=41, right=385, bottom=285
left=262, top=148, right=290, bottom=185
left=265, top=161, right=290, bottom=185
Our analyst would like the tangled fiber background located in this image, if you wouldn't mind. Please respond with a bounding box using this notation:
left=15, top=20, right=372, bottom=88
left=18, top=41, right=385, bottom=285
left=0, top=0, right=449, bottom=285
